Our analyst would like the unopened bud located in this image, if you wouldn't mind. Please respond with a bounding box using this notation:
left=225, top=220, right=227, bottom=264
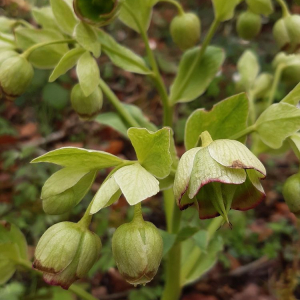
left=170, top=13, right=201, bottom=51
left=283, top=173, right=300, bottom=218
left=112, top=218, right=163, bottom=285
left=73, top=0, right=121, bottom=26
left=71, top=84, right=103, bottom=120
left=237, top=11, right=262, bottom=40
left=0, top=55, right=33, bottom=100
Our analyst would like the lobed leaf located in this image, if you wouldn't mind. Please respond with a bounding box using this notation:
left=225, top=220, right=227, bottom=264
left=281, top=82, right=300, bottom=106
left=212, top=0, right=241, bottom=21
left=170, top=46, right=225, bottom=104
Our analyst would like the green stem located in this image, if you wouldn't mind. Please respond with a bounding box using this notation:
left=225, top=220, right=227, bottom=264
left=170, top=18, right=220, bottom=104
left=21, top=39, right=75, bottom=59
left=98, top=78, right=140, bottom=128
left=122, top=2, right=172, bottom=127
left=0, top=33, right=15, bottom=45
left=229, top=125, right=256, bottom=140
left=180, top=216, right=223, bottom=284
left=248, top=91, right=256, bottom=125
left=267, top=63, right=284, bottom=107
left=161, top=189, right=182, bottom=300
left=158, top=0, right=185, bottom=15
left=78, top=202, right=93, bottom=229
left=276, top=0, right=290, bottom=17
left=17, top=259, right=98, bottom=300
left=133, top=202, right=144, bottom=222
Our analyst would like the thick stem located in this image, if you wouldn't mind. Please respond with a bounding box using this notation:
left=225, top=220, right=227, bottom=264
left=0, top=34, right=15, bottom=45
left=267, top=64, right=284, bottom=107
left=122, top=2, right=172, bottom=127
left=158, top=0, right=185, bottom=15
left=170, top=18, right=220, bottom=104
left=248, top=91, right=256, bottom=125
left=162, top=189, right=182, bottom=300
left=21, top=39, right=75, bottom=59
left=276, top=0, right=290, bottom=17
left=229, top=125, right=256, bottom=140
left=98, top=79, right=140, bottom=128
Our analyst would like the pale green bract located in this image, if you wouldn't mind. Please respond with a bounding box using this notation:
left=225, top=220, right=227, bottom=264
left=212, top=0, right=241, bottom=21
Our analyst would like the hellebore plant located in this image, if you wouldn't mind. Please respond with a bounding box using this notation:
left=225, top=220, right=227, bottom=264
left=1, top=0, right=300, bottom=299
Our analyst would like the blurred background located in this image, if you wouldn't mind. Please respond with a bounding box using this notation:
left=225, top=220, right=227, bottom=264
left=1, top=0, right=300, bottom=299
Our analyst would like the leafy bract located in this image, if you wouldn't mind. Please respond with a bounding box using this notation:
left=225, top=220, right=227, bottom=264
left=237, top=50, right=260, bottom=90
left=77, top=51, right=100, bottom=96
left=255, top=103, right=300, bottom=149
left=212, top=0, right=240, bottom=21
left=289, top=134, right=300, bottom=159
left=50, top=0, right=78, bottom=35
left=49, top=47, right=85, bottom=82
left=170, top=46, right=225, bottom=104
left=119, top=0, right=157, bottom=33
left=31, top=147, right=123, bottom=169
left=113, top=163, right=160, bottom=205
left=32, top=6, right=59, bottom=30
left=15, top=28, right=69, bottom=69
left=281, top=82, right=300, bottom=106
left=74, top=22, right=101, bottom=58
left=128, top=127, right=172, bottom=178
left=185, top=93, right=249, bottom=150
left=97, top=30, right=151, bottom=74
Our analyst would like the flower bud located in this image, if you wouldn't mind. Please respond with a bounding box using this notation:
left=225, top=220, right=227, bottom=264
left=73, top=0, right=121, bottom=26
left=170, top=13, right=201, bottom=51
left=283, top=173, right=300, bottom=217
left=0, top=50, right=18, bottom=67
left=272, top=52, right=300, bottom=84
left=237, top=11, right=262, bottom=40
left=273, top=15, right=300, bottom=51
left=71, top=84, right=103, bottom=120
left=251, top=73, right=273, bottom=99
left=0, top=55, right=34, bottom=100
left=112, top=218, right=163, bottom=285
left=33, top=221, right=101, bottom=289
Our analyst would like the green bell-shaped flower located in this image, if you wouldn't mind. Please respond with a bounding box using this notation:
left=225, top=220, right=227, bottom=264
left=170, top=12, right=201, bottom=51
left=273, top=15, right=300, bottom=51
left=272, top=52, right=300, bottom=84
left=0, top=50, right=18, bottom=67
left=236, top=11, right=262, bottom=40
left=73, top=0, right=121, bottom=26
left=112, top=208, right=163, bottom=285
left=71, top=84, right=103, bottom=120
left=33, top=221, right=101, bottom=289
left=173, top=131, right=266, bottom=222
left=283, top=173, right=300, bottom=218
left=0, top=55, right=34, bottom=100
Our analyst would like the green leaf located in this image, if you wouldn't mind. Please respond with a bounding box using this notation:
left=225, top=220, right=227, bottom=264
left=119, top=0, right=156, bottom=33
left=255, top=103, right=300, bottom=149
left=90, top=176, right=121, bottom=214
left=182, top=236, right=223, bottom=285
left=96, top=112, right=128, bottom=136
left=212, top=0, right=240, bottom=21
left=246, top=0, right=274, bottom=16
left=31, top=147, right=123, bottom=169
left=0, top=282, right=25, bottom=300
left=50, top=0, right=78, bottom=35
left=159, top=230, right=176, bottom=257
left=113, top=163, right=159, bottom=205
left=49, top=47, right=85, bottom=82
left=96, top=105, right=157, bottom=137
left=281, top=82, right=300, bottom=106
left=15, top=28, right=69, bottom=69
left=41, top=167, right=90, bottom=199
left=74, top=22, right=101, bottom=58
left=32, top=6, right=59, bottom=30
left=289, top=134, right=300, bottom=159
left=0, top=259, right=16, bottom=285
left=176, top=226, right=199, bottom=242
left=77, top=51, right=100, bottom=96
left=97, top=29, right=151, bottom=74
left=237, top=50, right=260, bottom=90
left=128, top=127, right=172, bottom=179
left=170, top=46, right=225, bottom=104
left=192, top=230, right=209, bottom=252
left=184, top=93, right=249, bottom=150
